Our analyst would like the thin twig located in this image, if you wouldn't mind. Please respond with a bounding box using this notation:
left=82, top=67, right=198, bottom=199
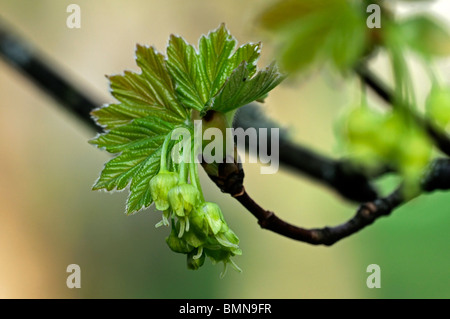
left=235, top=187, right=404, bottom=245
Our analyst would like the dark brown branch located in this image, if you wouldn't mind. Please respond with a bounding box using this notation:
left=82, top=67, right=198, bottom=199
left=421, top=158, right=450, bottom=192
left=0, top=17, right=100, bottom=132
left=355, top=64, right=450, bottom=157
left=235, top=187, right=404, bottom=246
left=211, top=158, right=450, bottom=246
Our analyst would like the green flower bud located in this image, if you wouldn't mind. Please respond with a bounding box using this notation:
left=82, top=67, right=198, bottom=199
left=215, top=231, right=239, bottom=249
left=166, top=226, right=193, bottom=254
left=220, top=221, right=229, bottom=234
left=168, top=183, right=200, bottom=217
left=189, top=207, right=207, bottom=233
left=344, top=107, right=425, bottom=175
left=397, top=129, right=432, bottom=198
left=187, top=248, right=206, bottom=270
left=345, top=106, right=385, bottom=145
left=373, top=112, right=404, bottom=159
left=204, top=247, right=231, bottom=264
left=221, top=228, right=240, bottom=246
left=183, top=227, right=206, bottom=248
left=426, top=85, right=450, bottom=129
left=204, top=247, right=242, bottom=278
left=343, top=105, right=389, bottom=169
left=199, top=202, right=224, bottom=235
left=150, top=170, right=179, bottom=211
left=398, top=130, right=432, bottom=171
left=181, top=200, right=242, bottom=274
left=185, top=208, right=215, bottom=249
left=182, top=204, right=224, bottom=248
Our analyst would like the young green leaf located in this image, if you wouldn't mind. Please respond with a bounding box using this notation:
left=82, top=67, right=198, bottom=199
left=212, top=61, right=285, bottom=113
left=166, top=24, right=282, bottom=112
left=166, top=35, right=207, bottom=111
left=226, top=42, right=261, bottom=79
left=90, top=117, right=172, bottom=153
left=92, top=46, right=187, bottom=130
left=91, top=45, right=187, bottom=214
left=92, top=148, right=154, bottom=192
left=198, top=25, right=237, bottom=97
left=127, top=150, right=161, bottom=214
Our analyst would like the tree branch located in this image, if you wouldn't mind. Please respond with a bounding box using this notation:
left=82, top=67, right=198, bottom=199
left=220, top=158, right=450, bottom=245
left=235, top=186, right=404, bottom=245
left=0, top=18, right=100, bottom=132
left=355, top=64, right=450, bottom=157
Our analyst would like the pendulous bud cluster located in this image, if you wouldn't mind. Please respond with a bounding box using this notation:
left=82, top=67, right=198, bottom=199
left=341, top=104, right=432, bottom=197
left=149, top=168, right=241, bottom=276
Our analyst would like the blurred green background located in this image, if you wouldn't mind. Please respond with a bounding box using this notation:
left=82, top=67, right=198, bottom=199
left=0, top=0, right=448, bottom=298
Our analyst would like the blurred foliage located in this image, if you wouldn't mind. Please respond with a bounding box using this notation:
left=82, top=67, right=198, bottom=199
left=259, top=0, right=450, bottom=197
left=426, top=84, right=450, bottom=130
left=394, top=14, right=450, bottom=58
left=257, top=0, right=369, bottom=73
left=339, top=103, right=432, bottom=197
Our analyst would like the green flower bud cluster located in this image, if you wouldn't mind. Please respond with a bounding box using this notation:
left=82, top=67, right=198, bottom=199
left=149, top=139, right=241, bottom=275
left=165, top=201, right=241, bottom=276
left=341, top=104, right=432, bottom=196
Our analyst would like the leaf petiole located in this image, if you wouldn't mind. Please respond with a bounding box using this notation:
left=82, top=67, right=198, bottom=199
left=190, top=142, right=205, bottom=202
left=160, top=132, right=173, bottom=171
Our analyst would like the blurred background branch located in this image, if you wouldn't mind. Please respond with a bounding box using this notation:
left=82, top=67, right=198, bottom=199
left=0, top=18, right=99, bottom=132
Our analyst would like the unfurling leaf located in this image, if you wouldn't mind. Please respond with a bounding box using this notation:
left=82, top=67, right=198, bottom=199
left=212, top=61, right=285, bottom=113
left=167, top=23, right=283, bottom=112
